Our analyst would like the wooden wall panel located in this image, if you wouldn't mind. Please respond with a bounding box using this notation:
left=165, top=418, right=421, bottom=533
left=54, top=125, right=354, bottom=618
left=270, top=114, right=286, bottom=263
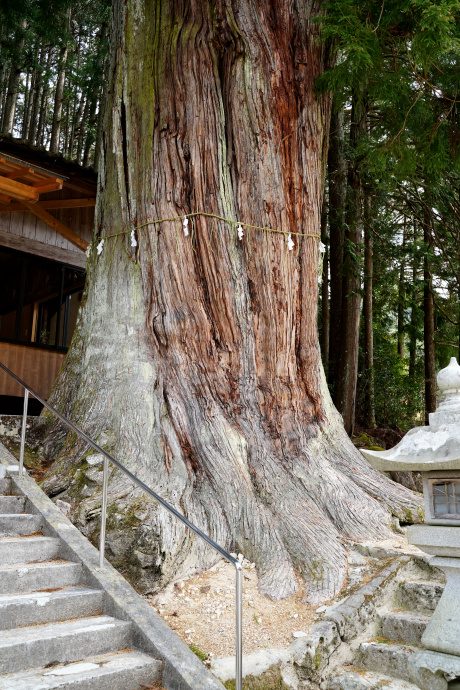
left=0, top=342, right=66, bottom=399
left=0, top=186, right=94, bottom=264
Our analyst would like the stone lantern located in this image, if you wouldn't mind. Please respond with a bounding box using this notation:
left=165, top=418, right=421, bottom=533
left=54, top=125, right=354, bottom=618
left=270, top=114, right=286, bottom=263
left=361, top=357, right=460, bottom=688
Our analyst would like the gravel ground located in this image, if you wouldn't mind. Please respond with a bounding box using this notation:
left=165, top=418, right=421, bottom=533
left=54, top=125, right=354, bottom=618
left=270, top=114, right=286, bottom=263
left=147, top=557, right=330, bottom=660
left=145, top=535, right=419, bottom=661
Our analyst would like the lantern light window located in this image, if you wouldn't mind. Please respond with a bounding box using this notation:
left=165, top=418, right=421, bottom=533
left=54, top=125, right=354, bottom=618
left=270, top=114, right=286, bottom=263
left=432, top=481, right=460, bottom=517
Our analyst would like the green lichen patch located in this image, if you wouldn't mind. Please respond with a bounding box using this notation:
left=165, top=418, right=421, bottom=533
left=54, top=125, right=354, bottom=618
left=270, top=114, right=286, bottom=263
left=222, top=664, right=289, bottom=689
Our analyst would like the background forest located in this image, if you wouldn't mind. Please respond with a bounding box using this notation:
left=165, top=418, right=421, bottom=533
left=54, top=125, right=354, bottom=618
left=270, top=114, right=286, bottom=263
left=1, top=0, right=460, bottom=442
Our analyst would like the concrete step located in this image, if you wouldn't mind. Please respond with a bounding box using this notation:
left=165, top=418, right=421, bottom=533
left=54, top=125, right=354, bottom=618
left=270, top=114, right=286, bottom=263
left=0, top=649, right=163, bottom=690
left=357, top=642, right=418, bottom=683
left=0, top=560, right=82, bottom=595
left=0, top=586, right=104, bottom=630
left=397, top=579, right=444, bottom=614
left=0, top=480, right=11, bottom=495
left=380, top=610, right=430, bottom=646
left=328, top=668, right=421, bottom=689
left=0, top=497, right=26, bottom=514
left=0, top=535, right=60, bottom=565
left=0, top=615, right=132, bottom=675
left=0, top=513, right=43, bottom=537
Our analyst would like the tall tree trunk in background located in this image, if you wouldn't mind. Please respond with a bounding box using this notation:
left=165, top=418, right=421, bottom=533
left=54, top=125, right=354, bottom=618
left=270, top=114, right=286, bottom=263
left=363, top=193, right=375, bottom=428
left=328, top=102, right=346, bottom=390
left=50, top=9, right=71, bottom=154
left=69, top=92, right=85, bottom=159
left=0, top=60, right=9, bottom=125
left=334, top=90, right=366, bottom=436
left=397, top=222, right=406, bottom=359
left=43, top=0, right=420, bottom=604
left=423, top=202, right=436, bottom=423
left=320, top=198, right=330, bottom=370
left=409, top=223, right=419, bottom=379
left=458, top=282, right=460, bottom=363
left=93, top=82, right=105, bottom=172
left=26, top=48, right=43, bottom=142
left=2, top=24, right=27, bottom=134
left=21, top=70, right=31, bottom=139
left=82, top=95, right=98, bottom=166
left=35, top=48, right=52, bottom=146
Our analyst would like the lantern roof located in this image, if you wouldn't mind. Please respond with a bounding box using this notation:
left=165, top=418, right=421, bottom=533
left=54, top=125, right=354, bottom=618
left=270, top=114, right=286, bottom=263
left=361, top=357, right=460, bottom=472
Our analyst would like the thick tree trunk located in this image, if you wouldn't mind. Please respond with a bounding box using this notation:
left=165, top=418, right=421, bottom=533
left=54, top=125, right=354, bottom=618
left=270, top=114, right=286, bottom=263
left=333, top=90, right=366, bottom=435
left=43, top=0, right=421, bottom=604
left=328, top=103, right=346, bottom=390
left=363, top=194, right=375, bottom=428
left=423, top=204, right=436, bottom=423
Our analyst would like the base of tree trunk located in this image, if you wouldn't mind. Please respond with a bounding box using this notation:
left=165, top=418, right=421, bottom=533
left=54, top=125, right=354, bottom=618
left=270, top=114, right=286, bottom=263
left=41, top=264, right=423, bottom=605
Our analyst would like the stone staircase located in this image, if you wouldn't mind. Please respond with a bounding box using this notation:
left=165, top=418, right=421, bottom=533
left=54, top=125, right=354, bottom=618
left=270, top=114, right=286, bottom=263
left=0, top=453, right=224, bottom=690
left=328, top=559, right=446, bottom=689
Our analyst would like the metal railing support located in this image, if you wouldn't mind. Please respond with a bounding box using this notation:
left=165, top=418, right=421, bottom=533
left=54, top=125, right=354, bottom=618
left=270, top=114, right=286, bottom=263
left=235, top=562, right=243, bottom=690
left=0, top=360, right=243, bottom=687
left=18, top=389, right=29, bottom=478
left=99, top=455, right=109, bottom=568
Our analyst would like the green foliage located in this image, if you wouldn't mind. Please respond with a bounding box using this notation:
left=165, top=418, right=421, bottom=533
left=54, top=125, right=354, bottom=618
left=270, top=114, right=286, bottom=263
left=320, top=0, right=460, bottom=432
left=189, top=644, right=208, bottom=662
left=0, top=0, right=110, bottom=162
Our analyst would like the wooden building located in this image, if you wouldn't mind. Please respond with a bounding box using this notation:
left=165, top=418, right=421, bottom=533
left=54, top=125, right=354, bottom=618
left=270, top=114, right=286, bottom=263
left=0, top=136, right=96, bottom=411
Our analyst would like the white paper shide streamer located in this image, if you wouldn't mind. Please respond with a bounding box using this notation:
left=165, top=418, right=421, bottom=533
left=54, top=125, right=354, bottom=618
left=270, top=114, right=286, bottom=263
left=237, top=224, right=244, bottom=241
left=287, top=233, right=294, bottom=251
left=130, top=229, right=137, bottom=247
left=183, top=216, right=189, bottom=236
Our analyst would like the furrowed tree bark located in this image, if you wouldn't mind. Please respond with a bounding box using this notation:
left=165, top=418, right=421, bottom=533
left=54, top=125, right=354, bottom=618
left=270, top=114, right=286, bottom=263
left=43, top=0, right=421, bottom=604
left=327, top=102, right=346, bottom=391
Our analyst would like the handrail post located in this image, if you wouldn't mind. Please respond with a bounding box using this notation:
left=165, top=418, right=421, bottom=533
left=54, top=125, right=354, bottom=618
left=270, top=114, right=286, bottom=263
left=19, top=389, right=29, bottom=478
left=99, top=455, right=109, bottom=567
left=235, top=561, right=243, bottom=690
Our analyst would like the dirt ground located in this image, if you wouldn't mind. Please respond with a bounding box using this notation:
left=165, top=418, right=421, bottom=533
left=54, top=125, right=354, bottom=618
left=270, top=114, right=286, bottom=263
left=145, top=536, right=420, bottom=663
left=145, top=557, right=318, bottom=661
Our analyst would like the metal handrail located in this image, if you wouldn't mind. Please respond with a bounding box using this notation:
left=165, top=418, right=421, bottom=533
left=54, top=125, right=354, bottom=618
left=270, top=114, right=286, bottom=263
left=0, top=360, right=243, bottom=689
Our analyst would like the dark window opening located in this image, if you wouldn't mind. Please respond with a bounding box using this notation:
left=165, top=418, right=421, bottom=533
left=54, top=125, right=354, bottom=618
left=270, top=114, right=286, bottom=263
left=0, top=247, right=85, bottom=351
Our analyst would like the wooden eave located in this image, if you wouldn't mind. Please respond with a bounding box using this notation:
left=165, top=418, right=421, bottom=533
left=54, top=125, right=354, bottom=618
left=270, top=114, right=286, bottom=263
left=0, top=151, right=91, bottom=252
